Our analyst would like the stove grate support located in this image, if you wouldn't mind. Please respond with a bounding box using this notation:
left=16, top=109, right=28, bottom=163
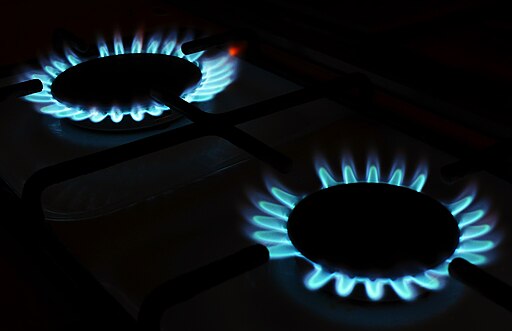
left=0, top=79, right=42, bottom=102
left=449, top=258, right=512, bottom=313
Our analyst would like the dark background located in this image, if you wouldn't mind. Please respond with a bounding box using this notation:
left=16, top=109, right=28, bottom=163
left=1, top=0, right=511, bottom=329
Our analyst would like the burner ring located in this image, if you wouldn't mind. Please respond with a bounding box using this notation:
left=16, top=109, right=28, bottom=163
left=248, top=157, right=496, bottom=301
left=22, top=29, right=238, bottom=131
left=51, top=53, right=202, bottom=111
left=287, top=183, right=460, bottom=279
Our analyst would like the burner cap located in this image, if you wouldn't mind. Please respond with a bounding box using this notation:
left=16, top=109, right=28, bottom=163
left=287, top=183, right=460, bottom=278
left=51, top=53, right=202, bottom=111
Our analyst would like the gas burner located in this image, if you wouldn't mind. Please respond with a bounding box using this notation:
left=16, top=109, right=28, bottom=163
left=23, top=30, right=238, bottom=131
left=248, top=155, right=496, bottom=301
left=51, top=54, right=201, bottom=114
left=287, top=183, right=460, bottom=279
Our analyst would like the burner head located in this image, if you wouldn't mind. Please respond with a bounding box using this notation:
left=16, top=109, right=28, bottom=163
left=287, top=183, right=460, bottom=279
left=51, top=53, right=202, bottom=111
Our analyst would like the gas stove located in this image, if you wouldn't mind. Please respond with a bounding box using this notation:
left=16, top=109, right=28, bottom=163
left=1, top=1, right=511, bottom=330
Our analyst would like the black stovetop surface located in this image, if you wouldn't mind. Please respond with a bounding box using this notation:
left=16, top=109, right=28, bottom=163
left=1, top=1, right=512, bottom=330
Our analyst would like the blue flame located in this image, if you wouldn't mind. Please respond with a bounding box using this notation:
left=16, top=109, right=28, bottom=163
left=23, top=30, right=238, bottom=123
left=247, top=155, right=496, bottom=301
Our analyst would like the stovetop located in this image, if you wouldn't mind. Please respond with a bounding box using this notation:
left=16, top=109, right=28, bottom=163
left=1, top=1, right=512, bottom=330
left=52, top=115, right=512, bottom=330
left=0, top=48, right=304, bottom=219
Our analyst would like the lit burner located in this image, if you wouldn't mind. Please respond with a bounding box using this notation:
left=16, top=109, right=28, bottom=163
left=247, top=155, right=496, bottom=301
left=23, top=29, right=237, bottom=129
